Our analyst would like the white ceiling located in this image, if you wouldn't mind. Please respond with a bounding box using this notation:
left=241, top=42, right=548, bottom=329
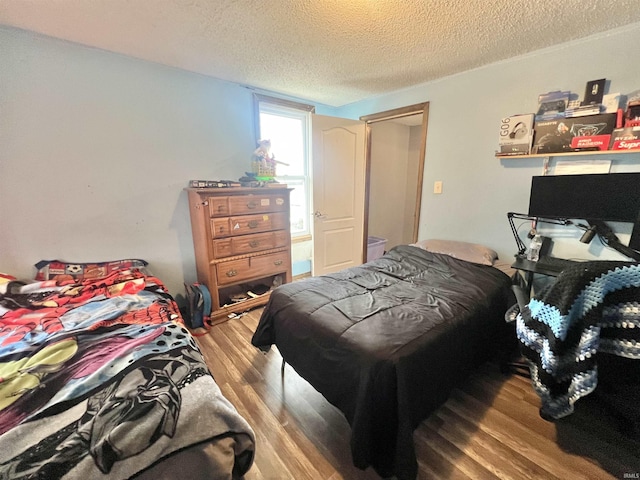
left=2, top=0, right=640, bottom=107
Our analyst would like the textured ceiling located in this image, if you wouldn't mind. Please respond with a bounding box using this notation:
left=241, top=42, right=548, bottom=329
left=2, top=0, right=640, bottom=107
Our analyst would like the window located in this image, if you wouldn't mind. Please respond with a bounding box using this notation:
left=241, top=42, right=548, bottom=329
left=254, top=95, right=314, bottom=237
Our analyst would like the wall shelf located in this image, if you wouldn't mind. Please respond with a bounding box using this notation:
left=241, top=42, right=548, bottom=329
left=496, top=149, right=640, bottom=159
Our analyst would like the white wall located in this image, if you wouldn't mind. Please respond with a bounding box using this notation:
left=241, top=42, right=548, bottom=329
left=369, top=121, right=410, bottom=250
left=404, top=125, right=422, bottom=243
left=336, top=23, right=640, bottom=264
left=368, top=121, right=421, bottom=250
left=0, top=27, right=334, bottom=296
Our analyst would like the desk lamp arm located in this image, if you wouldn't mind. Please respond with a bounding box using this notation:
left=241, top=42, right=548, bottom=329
left=507, top=212, right=571, bottom=257
left=588, top=220, right=640, bottom=262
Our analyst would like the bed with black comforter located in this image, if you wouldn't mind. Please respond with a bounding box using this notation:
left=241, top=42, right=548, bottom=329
left=251, top=244, right=513, bottom=480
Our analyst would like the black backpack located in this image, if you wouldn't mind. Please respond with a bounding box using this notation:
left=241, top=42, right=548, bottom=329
left=184, top=283, right=211, bottom=329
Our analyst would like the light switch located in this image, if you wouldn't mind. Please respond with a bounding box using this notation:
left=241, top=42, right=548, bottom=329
left=434, top=181, right=443, bottom=194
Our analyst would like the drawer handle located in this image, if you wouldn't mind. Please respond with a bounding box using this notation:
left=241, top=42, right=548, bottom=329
left=273, top=260, right=283, bottom=266
left=249, top=240, right=260, bottom=248
left=248, top=220, right=259, bottom=229
left=217, top=205, right=224, bottom=212
left=226, top=269, right=238, bottom=277
left=247, top=201, right=258, bottom=209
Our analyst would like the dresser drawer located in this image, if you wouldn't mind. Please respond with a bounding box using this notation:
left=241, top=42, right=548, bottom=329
left=228, top=194, right=288, bottom=215
left=232, top=212, right=288, bottom=235
left=212, top=212, right=287, bottom=238
left=207, top=193, right=288, bottom=218
left=211, top=217, right=232, bottom=238
left=213, top=230, right=288, bottom=258
left=208, top=196, right=230, bottom=217
left=250, top=251, right=289, bottom=275
left=216, top=251, right=290, bottom=286
left=212, top=238, right=232, bottom=258
left=216, top=258, right=250, bottom=285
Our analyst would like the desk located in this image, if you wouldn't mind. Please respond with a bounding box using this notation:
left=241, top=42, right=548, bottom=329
left=511, top=255, right=580, bottom=296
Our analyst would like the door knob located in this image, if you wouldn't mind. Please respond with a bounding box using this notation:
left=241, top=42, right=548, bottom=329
left=314, top=211, right=327, bottom=219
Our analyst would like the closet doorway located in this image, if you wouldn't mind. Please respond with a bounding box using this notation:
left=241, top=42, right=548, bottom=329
left=361, top=103, right=429, bottom=261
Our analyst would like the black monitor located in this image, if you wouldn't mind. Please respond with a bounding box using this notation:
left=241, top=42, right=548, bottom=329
left=527, top=172, right=640, bottom=252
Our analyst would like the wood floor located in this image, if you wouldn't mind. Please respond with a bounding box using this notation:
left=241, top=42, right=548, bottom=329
left=195, top=308, right=640, bottom=480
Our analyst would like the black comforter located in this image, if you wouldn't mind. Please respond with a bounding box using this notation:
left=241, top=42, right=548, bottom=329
left=251, top=245, right=513, bottom=479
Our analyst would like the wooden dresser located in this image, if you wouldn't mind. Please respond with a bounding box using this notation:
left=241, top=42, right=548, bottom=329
left=186, top=187, right=292, bottom=324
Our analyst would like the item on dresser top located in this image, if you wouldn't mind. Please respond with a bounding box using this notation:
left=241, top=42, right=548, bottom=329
left=252, top=139, right=277, bottom=179
left=238, top=172, right=286, bottom=188
left=189, top=179, right=242, bottom=188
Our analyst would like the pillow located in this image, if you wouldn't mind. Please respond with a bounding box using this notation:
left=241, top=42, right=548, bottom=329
left=0, top=273, right=18, bottom=295
left=34, top=259, right=148, bottom=281
left=411, top=239, right=498, bottom=266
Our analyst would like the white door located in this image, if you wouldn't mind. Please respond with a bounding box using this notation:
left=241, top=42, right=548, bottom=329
left=312, top=115, right=366, bottom=276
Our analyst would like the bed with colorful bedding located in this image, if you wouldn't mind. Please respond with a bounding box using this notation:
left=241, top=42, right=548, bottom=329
left=0, top=261, right=255, bottom=480
left=251, top=242, right=514, bottom=480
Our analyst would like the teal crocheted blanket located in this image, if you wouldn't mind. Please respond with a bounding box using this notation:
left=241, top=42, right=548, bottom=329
left=517, top=261, right=640, bottom=419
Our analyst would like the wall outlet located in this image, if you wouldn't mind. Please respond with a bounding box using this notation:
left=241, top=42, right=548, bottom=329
left=434, top=181, right=443, bottom=194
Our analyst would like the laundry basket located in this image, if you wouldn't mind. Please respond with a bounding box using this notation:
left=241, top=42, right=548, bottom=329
left=367, top=236, right=387, bottom=261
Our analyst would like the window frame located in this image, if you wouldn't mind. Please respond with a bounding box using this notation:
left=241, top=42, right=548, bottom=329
left=253, top=94, right=314, bottom=238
